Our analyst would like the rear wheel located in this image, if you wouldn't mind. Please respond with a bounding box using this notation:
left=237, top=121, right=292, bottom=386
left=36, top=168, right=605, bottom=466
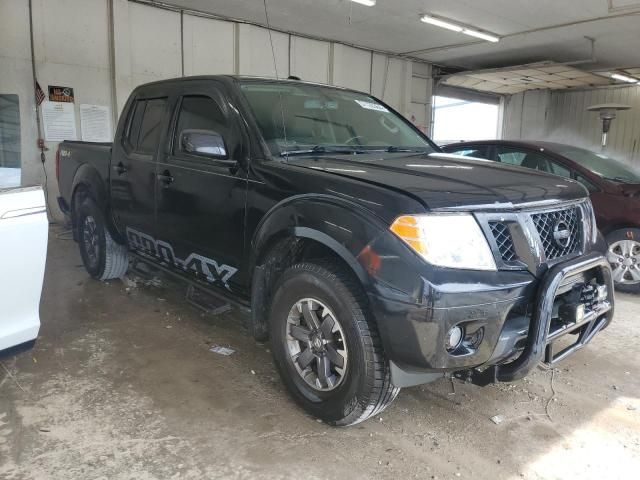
left=77, top=197, right=129, bottom=280
left=606, top=228, right=640, bottom=293
left=268, top=261, right=399, bottom=426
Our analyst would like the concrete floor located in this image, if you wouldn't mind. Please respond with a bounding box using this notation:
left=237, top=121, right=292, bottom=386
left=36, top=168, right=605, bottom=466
left=1, top=225, right=639, bottom=480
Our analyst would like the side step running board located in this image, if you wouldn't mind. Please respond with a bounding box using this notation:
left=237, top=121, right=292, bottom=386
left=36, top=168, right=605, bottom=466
left=186, top=284, right=232, bottom=316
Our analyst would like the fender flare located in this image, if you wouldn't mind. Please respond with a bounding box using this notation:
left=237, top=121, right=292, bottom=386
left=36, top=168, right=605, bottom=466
left=70, top=163, right=108, bottom=210
left=70, top=164, right=122, bottom=241
left=250, top=194, right=390, bottom=288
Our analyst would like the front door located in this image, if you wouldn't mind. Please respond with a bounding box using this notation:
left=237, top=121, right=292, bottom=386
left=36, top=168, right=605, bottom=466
left=155, top=85, right=248, bottom=294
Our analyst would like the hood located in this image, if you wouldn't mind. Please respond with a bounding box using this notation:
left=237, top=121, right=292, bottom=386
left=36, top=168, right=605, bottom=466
left=287, top=152, right=588, bottom=210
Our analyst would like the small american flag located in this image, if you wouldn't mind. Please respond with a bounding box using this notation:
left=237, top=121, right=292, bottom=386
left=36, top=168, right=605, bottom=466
left=35, top=81, right=45, bottom=105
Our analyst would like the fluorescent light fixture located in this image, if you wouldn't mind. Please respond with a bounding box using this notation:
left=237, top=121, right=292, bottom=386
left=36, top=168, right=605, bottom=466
left=350, top=0, right=376, bottom=6
left=611, top=73, right=638, bottom=83
left=420, top=14, right=500, bottom=42
left=462, top=28, right=500, bottom=43
left=420, top=15, right=463, bottom=32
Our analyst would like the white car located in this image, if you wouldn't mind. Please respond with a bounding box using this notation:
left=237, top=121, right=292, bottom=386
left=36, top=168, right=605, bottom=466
left=0, top=186, right=48, bottom=356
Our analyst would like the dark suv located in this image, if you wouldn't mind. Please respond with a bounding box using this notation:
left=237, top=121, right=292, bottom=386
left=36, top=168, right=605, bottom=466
left=443, top=140, right=640, bottom=293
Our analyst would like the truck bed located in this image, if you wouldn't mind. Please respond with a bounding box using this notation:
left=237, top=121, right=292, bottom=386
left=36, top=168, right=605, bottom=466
left=57, top=140, right=112, bottom=211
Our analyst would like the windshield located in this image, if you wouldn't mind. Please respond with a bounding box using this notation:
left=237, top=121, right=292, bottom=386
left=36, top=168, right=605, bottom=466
left=240, top=81, right=437, bottom=157
left=556, top=146, right=640, bottom=183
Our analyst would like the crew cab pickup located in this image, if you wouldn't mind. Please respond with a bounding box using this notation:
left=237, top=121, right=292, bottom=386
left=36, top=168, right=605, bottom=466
left=57, top=76, right=615, bottom=426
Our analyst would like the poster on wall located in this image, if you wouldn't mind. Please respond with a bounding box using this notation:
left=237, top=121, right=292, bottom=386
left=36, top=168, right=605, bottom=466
left=41, top=101, right=77, bottom=142
left=48, top=85, right=74, bottom=103
left=80, top=104, right=111, bottom=142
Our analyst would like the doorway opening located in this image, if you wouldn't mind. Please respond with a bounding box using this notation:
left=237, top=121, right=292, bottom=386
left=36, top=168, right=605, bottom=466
left=432, top=96, right=499, bottom=146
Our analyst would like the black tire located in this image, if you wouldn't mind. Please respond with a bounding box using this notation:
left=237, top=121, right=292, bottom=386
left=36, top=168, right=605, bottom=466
left=76, top=197, right=129, bottom=280
left=606, top=228, right=640, bottom=294
left=268, top=261, right=399, bottom=426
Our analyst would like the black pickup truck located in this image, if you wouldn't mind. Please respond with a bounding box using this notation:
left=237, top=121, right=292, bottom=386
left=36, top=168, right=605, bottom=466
left=57, top=76, right=614, bottom=426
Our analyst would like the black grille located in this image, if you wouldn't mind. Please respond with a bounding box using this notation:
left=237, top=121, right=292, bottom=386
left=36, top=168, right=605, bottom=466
left=489, top=222, right=517, bottom=262
left=531, top=207, right=581, bottom=260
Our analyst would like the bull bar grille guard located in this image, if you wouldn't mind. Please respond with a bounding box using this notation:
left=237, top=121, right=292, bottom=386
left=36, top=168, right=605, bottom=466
left=461, top=252, right=614, bottom=385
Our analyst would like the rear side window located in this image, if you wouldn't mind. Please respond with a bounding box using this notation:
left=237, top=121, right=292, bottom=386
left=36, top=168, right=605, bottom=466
left=126, top=100, right=146, bottom=148
left=448, top=146, right=488, bottom=159
left=575, top=174, right=598, bottom=193
left=548, top=161, right=571, bottom=178
left=138, top=98, right=167, bottom=153
left=126, top=98, right=167, bottom=153
left=497, top=147, right=551, bottom=172
left=496, top=147, right=527, bottom=166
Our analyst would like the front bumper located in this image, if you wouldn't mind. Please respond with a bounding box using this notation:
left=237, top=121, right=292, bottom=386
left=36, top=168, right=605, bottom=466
left=370, top=253, right=614, bottom=388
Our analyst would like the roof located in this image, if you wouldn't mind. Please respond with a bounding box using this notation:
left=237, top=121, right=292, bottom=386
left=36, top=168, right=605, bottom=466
left=131, top=75, right=352, bottom=92
left=443, top=139, right=577, bottom=150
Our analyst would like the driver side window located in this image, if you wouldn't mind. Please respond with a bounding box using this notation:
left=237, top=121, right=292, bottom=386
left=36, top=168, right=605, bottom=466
left=173, top=95, right=229, bottom=158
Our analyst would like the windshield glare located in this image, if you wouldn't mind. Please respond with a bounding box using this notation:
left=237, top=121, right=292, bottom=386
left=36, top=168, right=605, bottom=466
left=240, top=82, right=436, bottom=157
left=557, top=146, right=640, bottom=183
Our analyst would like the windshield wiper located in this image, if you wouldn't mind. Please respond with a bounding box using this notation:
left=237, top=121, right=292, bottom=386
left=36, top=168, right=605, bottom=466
left=280, top=145, right=365, bottom=157
left=385, top=146, right=428, bottom=153
left=603, top=176, right=634, bottom=184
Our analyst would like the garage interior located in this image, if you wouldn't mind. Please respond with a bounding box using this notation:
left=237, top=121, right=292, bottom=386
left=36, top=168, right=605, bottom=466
left=1, top=0, right=640, bottom=478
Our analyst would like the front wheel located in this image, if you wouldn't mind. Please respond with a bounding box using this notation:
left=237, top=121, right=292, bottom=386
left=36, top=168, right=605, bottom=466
left=268, top=261, right=399, bottom=426
left=606, top=228, right=640, bottom=293
left=76, top=197, right=129, bottom=280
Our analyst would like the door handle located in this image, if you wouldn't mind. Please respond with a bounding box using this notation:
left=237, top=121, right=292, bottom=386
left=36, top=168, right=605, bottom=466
left=113, top=162, right=127, bottom=175
left=157, top=170, right=174, bottom=186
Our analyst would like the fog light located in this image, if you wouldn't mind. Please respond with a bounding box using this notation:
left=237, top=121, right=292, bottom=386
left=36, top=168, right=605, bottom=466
left=465, top=327, right=484, bottom=349
left=596, top=285, right=608, bottom=302
left=446, top=326, right=464, bottom=352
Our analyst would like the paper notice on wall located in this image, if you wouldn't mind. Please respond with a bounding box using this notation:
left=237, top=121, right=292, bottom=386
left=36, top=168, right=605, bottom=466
left=42, top=101, right=77, bottom=142
left=80, top=104, right=111, bottom=142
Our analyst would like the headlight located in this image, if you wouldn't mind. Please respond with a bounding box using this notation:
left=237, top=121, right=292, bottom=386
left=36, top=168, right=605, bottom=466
left=389, top=214, right=497, bottom=271
left=583, top=199, right=598, bottom=244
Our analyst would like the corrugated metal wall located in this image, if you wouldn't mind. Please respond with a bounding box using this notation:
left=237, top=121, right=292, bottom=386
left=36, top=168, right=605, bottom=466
left=503, top=85, right=640, bottom=166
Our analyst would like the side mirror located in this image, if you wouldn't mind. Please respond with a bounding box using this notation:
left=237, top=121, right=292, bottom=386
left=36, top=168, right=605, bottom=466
left=181, top=129, right=228, bottom=159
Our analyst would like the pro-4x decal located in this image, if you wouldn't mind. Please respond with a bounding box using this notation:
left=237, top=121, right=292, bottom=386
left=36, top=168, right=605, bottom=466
left=126, top=227, right=238, bottom=290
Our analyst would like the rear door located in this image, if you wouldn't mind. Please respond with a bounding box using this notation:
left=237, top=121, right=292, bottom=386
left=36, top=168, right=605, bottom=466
left=110, top=95, right=170, bottom=243
left=154, top=82, right=249, bottom=294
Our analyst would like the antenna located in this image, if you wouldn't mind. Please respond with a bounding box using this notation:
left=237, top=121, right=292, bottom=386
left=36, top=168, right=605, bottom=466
left=262, top=0, right=289, bottom=155
left=262, top=0, right=279, bottom=80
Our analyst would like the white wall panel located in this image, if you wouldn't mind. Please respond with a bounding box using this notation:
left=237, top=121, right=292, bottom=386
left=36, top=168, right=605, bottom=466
left=332, top=44, right=371, bottom=92
left=238, top=24, right=288, bottom=77
left=290, top=36, right=329, bottom=84
left=0, top=0, right=32, bottom=61
left=30, top=0, right=113, bottom=215
left=0, top=0, right=38, bottom=199
left=371, top=54, right=411, bottom=116
left=411, top=77, right=429, bottom=104
left=183, top=15, right=235, bottom=76
left=129, top=3, right=181, bottom=84
left=113, top=1, right=181, bottom=113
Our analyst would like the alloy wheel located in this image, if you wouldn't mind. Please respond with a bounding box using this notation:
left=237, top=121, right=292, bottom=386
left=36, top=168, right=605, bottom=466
left=285, top=298, right=348, bottom=392
left=82, top=215, right=100, bottom=269
left=607, top=239, right=640, bottom=285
